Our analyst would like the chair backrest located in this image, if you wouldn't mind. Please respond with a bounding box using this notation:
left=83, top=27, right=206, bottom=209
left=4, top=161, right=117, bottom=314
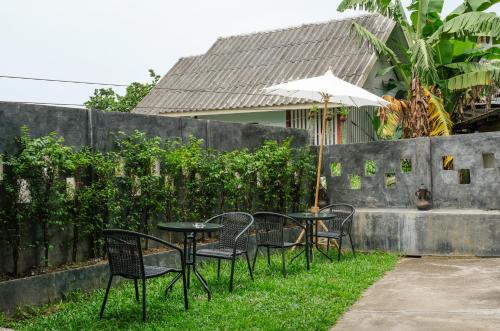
left=319, top=204, right=355, bottom=233
left=253, top=212, right=291, bottom=246
left=103, top=229, right=144, bottom=279
left=207, top=212, right=254, bottom=252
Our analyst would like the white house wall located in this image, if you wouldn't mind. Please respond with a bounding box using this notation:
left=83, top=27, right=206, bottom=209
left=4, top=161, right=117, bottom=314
left=197, top=111, right=286, bottom=127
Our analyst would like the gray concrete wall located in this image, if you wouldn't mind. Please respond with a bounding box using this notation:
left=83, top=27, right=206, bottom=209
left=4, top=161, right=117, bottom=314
left=353, top=208, right=500, bottom=256
left=430, top=132, right=500, bottom=210
left=323, top=137, right=431, bottom=208
left=323, top=132, right=500, bottom=210
left=0, top=102, right=309, bottom=154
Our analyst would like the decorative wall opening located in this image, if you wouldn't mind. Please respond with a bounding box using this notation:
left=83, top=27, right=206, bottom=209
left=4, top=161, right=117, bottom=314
left=364, top=160, right=377, bottom=176
left=385, top=172, right=396, bottom=188
left=401, top=159, right=412, bottom=173
left=348, top=174, right=361, bottom=190
left=442, top=156, right=454, bottom=170
left=330, top=162, right=342, bottom=177
left=458, top=169, right=471, bottom=184
left=482, top=153, right=495, bottom=168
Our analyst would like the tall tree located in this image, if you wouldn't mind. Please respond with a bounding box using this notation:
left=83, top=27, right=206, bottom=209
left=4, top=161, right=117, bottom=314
left=338, top=0, right=500, bottom=138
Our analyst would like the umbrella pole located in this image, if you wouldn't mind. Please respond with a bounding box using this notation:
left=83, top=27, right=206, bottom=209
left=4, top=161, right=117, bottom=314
left=311, top=94, right=329, bottom=214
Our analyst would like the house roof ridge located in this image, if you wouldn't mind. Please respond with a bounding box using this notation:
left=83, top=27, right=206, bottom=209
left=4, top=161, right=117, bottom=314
left=214, top=13, right=384, bottom=41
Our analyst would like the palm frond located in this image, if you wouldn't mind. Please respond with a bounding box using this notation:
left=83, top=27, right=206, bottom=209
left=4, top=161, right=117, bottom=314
left=429, top=12, right=500, bottom=43
left=444, top=61, right=500, bottom=73
left=425, top=89, right=452, bottom=136
left=378, top=95, right=408, bottom=138
left=351, top=22, right=402, bottom=65
left=338, top=0, right=402, bottom=20
left=446, top=0, right=499, bottom=20
left=448, top=70, right=500, bottom=90
left=410, top=39, right=439, bottom=85
left=408, top=0, right=444, bottom=38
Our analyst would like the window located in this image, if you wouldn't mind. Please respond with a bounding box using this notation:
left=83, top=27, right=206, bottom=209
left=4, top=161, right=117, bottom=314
left=348, top=174, right=361, bottom=190
left=364, top=160, right=377, bottom=176
left=330, top=162, right=342, bottom=177
left=442, top=156, right=454, bottom=170
left=458, top=169, right=471, bottom=184
left=385, top=172, right=396, bottom=188
left=401, top=159, right=412, bottom=173
left=482, top=153, right=495, bottom=168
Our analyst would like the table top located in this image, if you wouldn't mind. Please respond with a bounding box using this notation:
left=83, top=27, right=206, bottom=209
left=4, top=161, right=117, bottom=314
left=157, top=222, right=223, bottom=233
left=287, top=212, right=336, bottom=220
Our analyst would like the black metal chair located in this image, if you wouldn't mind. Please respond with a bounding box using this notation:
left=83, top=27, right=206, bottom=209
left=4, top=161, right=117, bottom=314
left=100, top=229, right=187, bottom=322
left=195, top=212, right=254, bottom=292
left=316, top=204, right=356, bottom=261
left=253, top=212, right=306, bottom=276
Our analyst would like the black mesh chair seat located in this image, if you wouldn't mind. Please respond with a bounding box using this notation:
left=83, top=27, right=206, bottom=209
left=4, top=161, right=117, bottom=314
left=195, top=212, right=254, bottom=292
left=253, top=212, right=306, bottom=276
left=196, top=248, right=244, bottom=259
left=144, top=265, right=179, bottom=278
left=259, top=241, right=300, bottom=248
left=316, top=204, right=356, bottom=261
left=316, top=231, right=342, bottom=239
left=100, top=229, right=188, bottom=322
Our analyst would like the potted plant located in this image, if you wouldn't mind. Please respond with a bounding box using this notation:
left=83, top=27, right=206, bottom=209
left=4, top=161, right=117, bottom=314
left=308, top=103, right=318, bottom=119
left=326, top=109, right=334, bottom=121
left=338, top=106, right=350, bottom=122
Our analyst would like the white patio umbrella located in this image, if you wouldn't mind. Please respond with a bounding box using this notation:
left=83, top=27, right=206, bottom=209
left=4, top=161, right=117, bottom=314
left=263, top=68, right=390, bottom=213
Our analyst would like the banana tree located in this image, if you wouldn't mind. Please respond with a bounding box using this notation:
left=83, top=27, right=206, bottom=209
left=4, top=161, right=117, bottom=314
left=338, top=0, right=500, bottom=139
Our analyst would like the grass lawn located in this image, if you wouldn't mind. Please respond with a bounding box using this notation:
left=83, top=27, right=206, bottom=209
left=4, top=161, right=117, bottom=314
left=3, top=251, right=397, bottom=331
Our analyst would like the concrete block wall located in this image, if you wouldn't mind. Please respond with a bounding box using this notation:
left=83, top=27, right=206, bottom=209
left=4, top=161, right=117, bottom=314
left=322, top=132, right=500, bottom=210
left=353, top=208, right=500, bottom=256
left=0, top=102, right=309, bottom=154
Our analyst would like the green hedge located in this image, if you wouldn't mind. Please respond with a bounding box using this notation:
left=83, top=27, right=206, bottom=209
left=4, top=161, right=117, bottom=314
left=0, top=128, right=315, bottom=276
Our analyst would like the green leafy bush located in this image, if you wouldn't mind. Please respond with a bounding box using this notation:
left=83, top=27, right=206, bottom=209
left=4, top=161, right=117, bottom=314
left=0, top=129, right=315, bottom=276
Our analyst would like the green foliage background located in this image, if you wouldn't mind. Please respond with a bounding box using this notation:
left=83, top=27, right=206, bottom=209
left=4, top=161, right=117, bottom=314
left=0, top=128, right=315, bottom=276
left=84, top=70, right=160, bottom=113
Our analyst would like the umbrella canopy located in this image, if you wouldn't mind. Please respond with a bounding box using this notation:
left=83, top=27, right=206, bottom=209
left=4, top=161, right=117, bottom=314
left=262, top=67, right=391, bottom=213
left=263, top=68, right=390, bottom=107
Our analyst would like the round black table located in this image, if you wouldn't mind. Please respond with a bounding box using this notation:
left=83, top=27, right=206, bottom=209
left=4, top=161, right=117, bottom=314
left=287, top=212, right=336, bottom=269
left=157, top=222, right=223, bottom=300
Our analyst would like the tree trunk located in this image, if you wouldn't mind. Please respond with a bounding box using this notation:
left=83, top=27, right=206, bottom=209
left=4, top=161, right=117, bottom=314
left=408, top=76, right=430, bottom=138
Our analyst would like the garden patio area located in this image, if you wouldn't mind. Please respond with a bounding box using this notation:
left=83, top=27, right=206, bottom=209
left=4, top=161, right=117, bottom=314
left=1, top=252, right=397, bottom=330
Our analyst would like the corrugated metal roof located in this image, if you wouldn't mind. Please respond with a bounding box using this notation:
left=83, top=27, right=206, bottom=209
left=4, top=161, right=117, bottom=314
left=134, top=14, right=396, bottom=115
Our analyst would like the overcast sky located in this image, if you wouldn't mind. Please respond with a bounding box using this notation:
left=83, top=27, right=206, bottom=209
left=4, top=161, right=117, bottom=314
left=1, top=0, right=497, bottom=106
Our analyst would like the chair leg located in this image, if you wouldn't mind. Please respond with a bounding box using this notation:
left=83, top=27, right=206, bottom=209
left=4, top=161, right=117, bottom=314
left=134, top=279, right=139, bottom=302
left=229, top=257, right=236, bottom=292
left=181, top=271, right=188, bottom=310
left=326, top=239, right=330, bottom=253
left=245, top=252, right=253, bottom=281
left=142, top=278, right=146, bottom=322
left=349, top=233, right=356, bottom=256
left=337, top=236, right=343, bottom=262
left=217, top=258, right=221, bottom=280
left=99, top=275, right=113, bottom=318
left=187, top=263, right=191, bottom=288
left=252, top=246, right=259, bottom=270
left=281, top=248, right=286, bottom=277
left=267, top=247, right=271, bottom=266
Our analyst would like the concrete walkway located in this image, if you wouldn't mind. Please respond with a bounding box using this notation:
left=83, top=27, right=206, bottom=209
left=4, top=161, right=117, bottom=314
left=332, top=257, right=500, bottom=331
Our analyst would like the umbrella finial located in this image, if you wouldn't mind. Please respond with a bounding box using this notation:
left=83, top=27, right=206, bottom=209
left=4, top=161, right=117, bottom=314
left=326, top=66, right=334, bottom=75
